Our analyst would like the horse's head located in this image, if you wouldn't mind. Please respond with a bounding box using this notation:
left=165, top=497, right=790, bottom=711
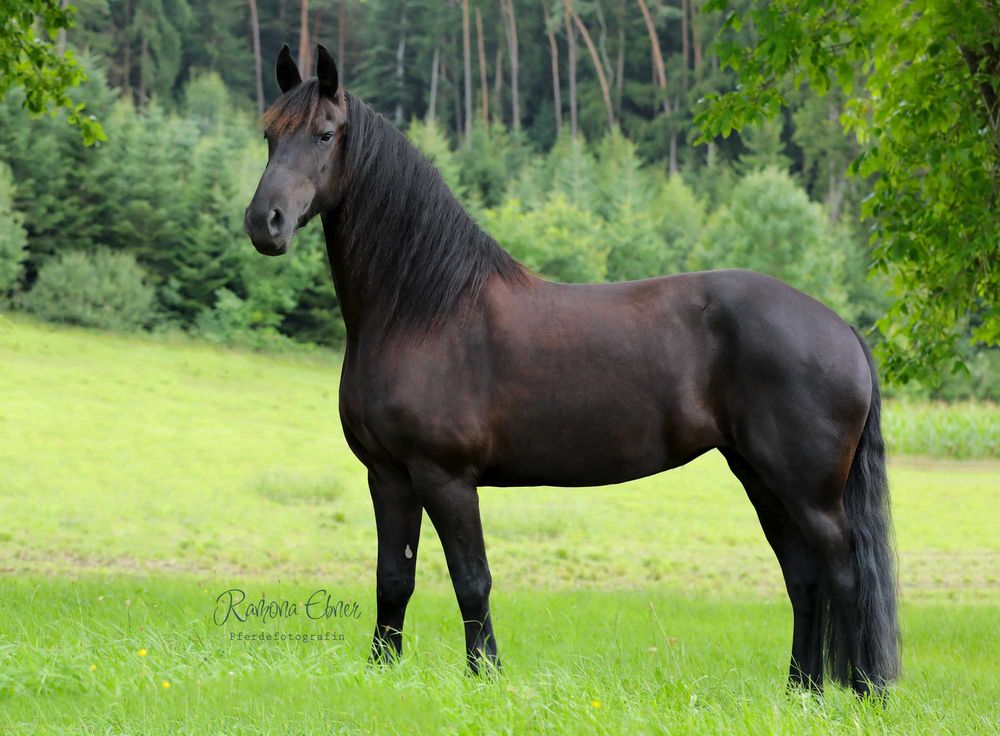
left=245, top=44, right=347, bottom=256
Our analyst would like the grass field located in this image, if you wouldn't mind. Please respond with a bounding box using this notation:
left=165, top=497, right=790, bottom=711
left=1, top=315, right=998, bottom=734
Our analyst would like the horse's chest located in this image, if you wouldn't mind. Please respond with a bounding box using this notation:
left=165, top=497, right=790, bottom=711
left=338, top=361, right=488, bottom=470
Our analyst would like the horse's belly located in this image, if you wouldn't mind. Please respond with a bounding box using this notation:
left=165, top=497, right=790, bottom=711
left=480, top=406, right=700, bottom=487
left=479, top=457, right=667, bottom=487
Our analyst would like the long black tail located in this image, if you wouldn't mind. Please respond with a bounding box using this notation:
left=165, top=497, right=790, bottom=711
left=825, top=330, right=900, bottom=688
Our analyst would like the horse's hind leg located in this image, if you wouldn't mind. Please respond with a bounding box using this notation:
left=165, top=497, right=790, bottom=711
left=791, top=500, right=873, bottom=696
left=739, top=446, right=875, bottom=696
left=721, top=449, right=824, bottom=691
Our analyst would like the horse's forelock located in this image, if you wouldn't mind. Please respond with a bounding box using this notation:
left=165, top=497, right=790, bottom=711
left=261, top=80, right=321, bottom=137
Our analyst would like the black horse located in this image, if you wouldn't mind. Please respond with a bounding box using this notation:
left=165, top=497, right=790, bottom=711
left=244, top=44, right=899, bottom=696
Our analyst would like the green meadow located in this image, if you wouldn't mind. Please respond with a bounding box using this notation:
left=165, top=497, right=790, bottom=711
left=1, top=315, right=997, bottom=734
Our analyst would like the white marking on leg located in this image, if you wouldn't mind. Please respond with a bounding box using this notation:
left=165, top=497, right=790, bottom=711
left=404, top=544, right=413, bottom=559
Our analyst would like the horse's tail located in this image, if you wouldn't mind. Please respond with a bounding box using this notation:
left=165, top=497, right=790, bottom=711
left=826, top=329, right=900, bottom=688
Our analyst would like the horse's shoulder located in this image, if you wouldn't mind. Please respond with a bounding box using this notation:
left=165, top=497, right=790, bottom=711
left=342, top=331, right=491, bottom=464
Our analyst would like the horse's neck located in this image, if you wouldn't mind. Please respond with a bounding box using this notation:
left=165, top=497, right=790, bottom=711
left=318, top=108, right=523, bottom=343
left=320, top=212, right=364, bottom=341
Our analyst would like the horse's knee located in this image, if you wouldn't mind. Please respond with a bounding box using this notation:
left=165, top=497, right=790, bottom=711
left=377, top=572, right=415, bottom=612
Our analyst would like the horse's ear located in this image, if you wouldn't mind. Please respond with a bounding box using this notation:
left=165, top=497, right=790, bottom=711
left=276, top=44, right=302, bottom=94
left=316, top=44, right=339, bottom=99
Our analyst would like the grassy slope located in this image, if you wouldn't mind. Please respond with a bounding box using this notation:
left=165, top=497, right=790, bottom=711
left=2, top=579, right=997, bottom=735
left=1, top=315, right=998, bottom=734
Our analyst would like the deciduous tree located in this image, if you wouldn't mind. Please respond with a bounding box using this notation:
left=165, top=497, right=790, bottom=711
left=0, top=0, right=104, bottom=143
left=698, top=0, right=1000, bottom=382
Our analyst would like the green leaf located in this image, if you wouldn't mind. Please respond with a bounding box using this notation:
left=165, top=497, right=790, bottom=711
left=836, top=60, right=854, bottom=95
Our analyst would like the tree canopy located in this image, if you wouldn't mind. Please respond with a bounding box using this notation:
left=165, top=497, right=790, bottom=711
left=0, top=0, right=105, bottom=143
left=0, top=0, right=996, bottom=392
left=698, top=0, right=1000, bottom=382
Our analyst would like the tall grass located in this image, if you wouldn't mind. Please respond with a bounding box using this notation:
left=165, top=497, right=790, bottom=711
left=1, top=578, right=998, bottom=735
left=884, top=400, right=999, bottom=460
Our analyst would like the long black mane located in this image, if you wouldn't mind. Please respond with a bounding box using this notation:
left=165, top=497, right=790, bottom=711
left=265, top=81, right=526, bottom=338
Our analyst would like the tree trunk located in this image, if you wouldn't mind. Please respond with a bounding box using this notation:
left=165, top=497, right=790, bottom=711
left=448, top=55, right=463, bottom=135
left=122, top=0, right=132, bottom=101
left=636, top=0, right=669, bottom=115
left=826, top=168, right=845, bottom=222
left=248, top=0, right=264, bottom=114
left=395, top=3, right=408, bottom=126
left=595, top=2, right=613, bottom=93
left=428, top=43, right=440, bottom=125
left=493, top=46, right=504, bottom=126
left=959, top=43, right=1000, bottom=151
left=565, top=0, right=578, bottom=140
left=438, top=54, right=462, bottom=132
left=614, top=21, right=624, bottom=117
left=57, top=0, right=68, bottom=55
left=338, top=0, right=346, bottom=85
left=573, top=12, right=615, bottom=131
left=475, top=7, right=489, bottom=124
left=298, top=0, right=311, bottom=72
left=542, top=2, right=562, bottom=136
left=462, top=0, right=473, bottom=144
left=138, top=31, right=148, bottom=112
left=692, top=0, right=703, bottom=73
left=311, top=8, right=323, bottom=54
left=681, top=0, right=690, bottom=82
left=703, top=43, right=716, bottom=165
left=825, top=102, right=846, bottom=220
left=669, top=129, right=678, bottom=174
left=500, top=0, right=521, bottom=132
left=637, top=0, right=675, bottom=171
left=451, top=63, right=465, bottom=136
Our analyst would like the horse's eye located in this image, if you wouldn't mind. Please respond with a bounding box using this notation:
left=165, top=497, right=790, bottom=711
left=319, top=131, right=335, bottom=144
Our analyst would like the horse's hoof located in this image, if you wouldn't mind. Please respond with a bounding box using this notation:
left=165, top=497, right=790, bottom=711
left=466, top=650, right=502, bottom=678
left=369, top=637, right=403, bottom=668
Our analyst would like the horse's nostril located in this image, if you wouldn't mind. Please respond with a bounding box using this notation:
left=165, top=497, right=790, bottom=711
left=267, top=208, right=284, bottom=236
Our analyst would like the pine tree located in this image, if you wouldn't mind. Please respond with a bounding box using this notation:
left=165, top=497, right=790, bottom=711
left=186, top=0, right=255, bottom=103
left=0, top=162, right=28, bottom=296
left=168, top=130, right=247, bottom=322
left=0, top=60, right=117, bottom=273
left=129, top=0, right=194, bottom=106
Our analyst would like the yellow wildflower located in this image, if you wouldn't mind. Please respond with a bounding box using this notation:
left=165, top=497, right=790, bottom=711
left=591, top=700, right=601, bottom=709
left=137, top=649, right=148, bottom=657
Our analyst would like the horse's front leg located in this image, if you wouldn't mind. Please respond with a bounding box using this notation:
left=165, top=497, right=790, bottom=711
left=418, top=474, right=499, bottom=674
left=368, top=464, right=423, bottom=665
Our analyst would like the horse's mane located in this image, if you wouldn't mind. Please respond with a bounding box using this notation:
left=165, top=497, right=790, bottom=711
left=262, top=81, right=526, bottom=338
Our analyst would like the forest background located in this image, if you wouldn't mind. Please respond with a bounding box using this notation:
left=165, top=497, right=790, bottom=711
left=1, top=0, right=997, bottom=400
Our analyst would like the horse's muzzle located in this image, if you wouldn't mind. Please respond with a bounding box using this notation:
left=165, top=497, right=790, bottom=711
left=244, top=206, right=291, bottom=256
